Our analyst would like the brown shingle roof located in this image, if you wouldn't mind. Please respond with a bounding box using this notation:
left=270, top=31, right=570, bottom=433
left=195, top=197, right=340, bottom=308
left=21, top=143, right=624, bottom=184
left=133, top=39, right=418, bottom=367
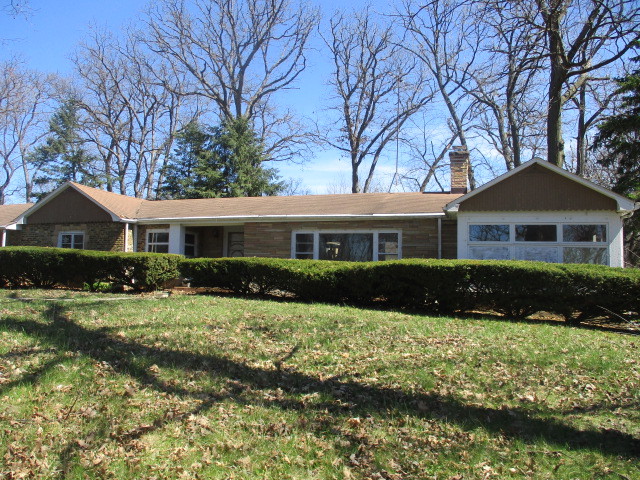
left=0, top=203, right=34, bottom=228
left=70, top=183, right=144, bottom=219
left=134, top=192, right=462, bottom=220
left=33, top=183, right=462, bottom=222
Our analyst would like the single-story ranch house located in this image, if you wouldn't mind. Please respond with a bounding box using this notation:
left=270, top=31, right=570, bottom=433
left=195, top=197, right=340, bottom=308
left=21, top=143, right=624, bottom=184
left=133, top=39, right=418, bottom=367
left=0, top=150, right=637, bottom=267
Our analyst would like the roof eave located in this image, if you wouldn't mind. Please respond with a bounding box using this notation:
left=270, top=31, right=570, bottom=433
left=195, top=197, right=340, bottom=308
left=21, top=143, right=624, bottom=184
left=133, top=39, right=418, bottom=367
left=135, top=212, right=447, bottom=224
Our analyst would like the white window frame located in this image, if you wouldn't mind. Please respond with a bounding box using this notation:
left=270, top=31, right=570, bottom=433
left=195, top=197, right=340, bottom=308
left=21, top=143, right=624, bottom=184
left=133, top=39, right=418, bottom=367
left=146, top=228, right=170, bottom=253
left=291, top=230, right=402, bottom=261
left=58, top=231, right=85, bottom=249
left=458, top=212, right=623, bottom=267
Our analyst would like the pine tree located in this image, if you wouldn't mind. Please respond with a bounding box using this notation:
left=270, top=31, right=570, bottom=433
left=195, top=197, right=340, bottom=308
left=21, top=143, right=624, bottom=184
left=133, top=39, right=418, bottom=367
left=593, top=57, right=640, bottom=196
left=160, top=121, right=224, bottom=199
left=593, top=55, right=640, bottom=265
left=31, top=98, right=100, bottom=199
left=160, top=117, right=282, bottom=199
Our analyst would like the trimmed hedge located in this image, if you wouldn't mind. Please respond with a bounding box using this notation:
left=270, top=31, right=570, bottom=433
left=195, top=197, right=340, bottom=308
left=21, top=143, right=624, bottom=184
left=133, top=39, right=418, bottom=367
left=181, top=257, right=640, bottom=322
left=1, top=248, right=637, bottom=321
left=0, top=247, right=182, bottom=292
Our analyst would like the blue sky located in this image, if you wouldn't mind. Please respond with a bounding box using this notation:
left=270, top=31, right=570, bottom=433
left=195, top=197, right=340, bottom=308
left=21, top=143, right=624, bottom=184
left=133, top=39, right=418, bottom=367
left=0, top=0, right=452, bottom=195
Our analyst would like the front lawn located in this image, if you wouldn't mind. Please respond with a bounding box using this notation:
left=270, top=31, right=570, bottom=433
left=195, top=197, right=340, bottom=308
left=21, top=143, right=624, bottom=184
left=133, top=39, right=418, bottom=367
left=0, top=290, right=638, bottom=479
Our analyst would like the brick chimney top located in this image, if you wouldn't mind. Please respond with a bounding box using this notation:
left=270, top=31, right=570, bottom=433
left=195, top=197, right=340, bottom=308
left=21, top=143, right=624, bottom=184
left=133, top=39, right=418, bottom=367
left=449, top=147, right=469, bottom=195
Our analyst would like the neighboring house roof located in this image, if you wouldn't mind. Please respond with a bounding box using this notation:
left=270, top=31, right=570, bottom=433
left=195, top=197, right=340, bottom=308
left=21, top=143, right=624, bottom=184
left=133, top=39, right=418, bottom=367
left=0, top=203, right=34, bottom=228
left=445, top=159, right=637, bottom=215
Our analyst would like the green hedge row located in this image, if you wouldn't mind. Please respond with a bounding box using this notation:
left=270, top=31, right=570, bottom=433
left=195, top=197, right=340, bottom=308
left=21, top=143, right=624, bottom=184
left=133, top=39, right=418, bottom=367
left=0, top=247, right=181, bottom=292
left=1, top=248, right=637, bottom=321
left=181, top=257, right=640, bottom=322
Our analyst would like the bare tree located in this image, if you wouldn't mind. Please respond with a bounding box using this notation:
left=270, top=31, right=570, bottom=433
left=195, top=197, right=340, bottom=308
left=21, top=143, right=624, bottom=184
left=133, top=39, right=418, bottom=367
left=398, top=0, right=478, bottom=189
left=73, top=29, right=195, bottom=197
left=144, top=0, right=319, bottom=163
left=323, top=8, right=432, bottom=193
left=3, top=0, right=31, bottom=19
left=0, top=60, right=51, bottom=203
left=400, top=113, right=458, bottom=192
left=529, top=0, right=640, bottom=166
left=460, top=0, right=546, bottom=171
left=570, top=76, right=617, bottom=176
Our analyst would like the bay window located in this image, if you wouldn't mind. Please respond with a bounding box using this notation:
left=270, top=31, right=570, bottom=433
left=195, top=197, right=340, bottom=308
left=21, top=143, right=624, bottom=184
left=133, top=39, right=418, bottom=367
left=292, top=230, right=401, bottom=261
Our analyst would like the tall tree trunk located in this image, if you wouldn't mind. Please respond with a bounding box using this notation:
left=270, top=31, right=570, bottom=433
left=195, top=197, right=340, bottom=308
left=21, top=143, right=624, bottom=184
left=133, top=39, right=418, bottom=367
left=575, top=83, right=587, bottom=176
left=547, top=30, right=566, bottom=167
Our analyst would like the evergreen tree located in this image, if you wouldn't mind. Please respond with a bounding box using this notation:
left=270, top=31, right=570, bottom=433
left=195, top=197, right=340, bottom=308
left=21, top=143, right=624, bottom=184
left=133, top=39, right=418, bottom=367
left=160, top=117, right=282, bottom=199
left=31, top=98, right=100, bottom=199
left=160, top=121, right=224, bottom=199
left=593, top=57, right=640, bottom=197
left=593, top=55, right=640, bottom=265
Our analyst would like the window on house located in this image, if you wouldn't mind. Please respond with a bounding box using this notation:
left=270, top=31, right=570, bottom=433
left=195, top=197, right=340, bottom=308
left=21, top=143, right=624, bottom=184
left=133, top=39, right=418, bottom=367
left=562, top=224, right=607, bottom=243
left=294, top=233, right=314, bottom=259
left=515, top=224, right=557, bottom=242
left=469, top=224, right=509, bottom=242
left=468, top=222, right=609, bottom=265
left=184, top=232, right=197, bottom=257
left=147, top=231, right=170, bottom=253
left=319, top=233, right=373, bottom=261
left=293, top=231, right=401, bottom=262
left=378, top=233, right=399, bottom=260
left=58, top=232, right=84, bottom=249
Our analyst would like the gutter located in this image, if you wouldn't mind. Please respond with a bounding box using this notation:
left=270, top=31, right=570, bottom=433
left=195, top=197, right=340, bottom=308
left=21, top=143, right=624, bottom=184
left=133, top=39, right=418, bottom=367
left=132, top=212, right=447, bottom=225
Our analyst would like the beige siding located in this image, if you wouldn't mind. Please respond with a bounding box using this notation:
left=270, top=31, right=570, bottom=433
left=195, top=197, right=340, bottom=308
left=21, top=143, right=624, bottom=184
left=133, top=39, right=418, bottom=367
left=459, top=163, right=617, bottom=212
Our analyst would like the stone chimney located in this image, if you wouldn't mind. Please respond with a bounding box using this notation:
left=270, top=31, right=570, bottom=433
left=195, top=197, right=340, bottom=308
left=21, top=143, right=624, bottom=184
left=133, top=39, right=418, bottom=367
left=449, top=146, right=469, bottom=194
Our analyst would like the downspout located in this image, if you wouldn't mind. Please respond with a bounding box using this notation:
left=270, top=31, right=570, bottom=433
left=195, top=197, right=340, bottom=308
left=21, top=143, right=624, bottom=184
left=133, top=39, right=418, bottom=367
left=437, top=218, right=442, bottom=259
left=1, top=229, right=5, bottom=247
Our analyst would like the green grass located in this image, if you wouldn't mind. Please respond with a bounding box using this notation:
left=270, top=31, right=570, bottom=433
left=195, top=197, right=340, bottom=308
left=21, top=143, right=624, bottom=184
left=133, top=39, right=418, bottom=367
left=0, top=289, right=638, bottom=479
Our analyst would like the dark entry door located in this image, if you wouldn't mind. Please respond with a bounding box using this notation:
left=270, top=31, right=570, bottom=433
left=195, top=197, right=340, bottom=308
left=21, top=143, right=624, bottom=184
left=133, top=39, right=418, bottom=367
left=228, top=232, right=244, bottom=257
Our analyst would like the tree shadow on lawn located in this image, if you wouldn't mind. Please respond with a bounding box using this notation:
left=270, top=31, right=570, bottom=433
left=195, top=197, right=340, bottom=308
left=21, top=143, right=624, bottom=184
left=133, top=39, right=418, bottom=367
left=1, top=302, right=638, bottom=467
left=189, top=288, right=640, bottom=336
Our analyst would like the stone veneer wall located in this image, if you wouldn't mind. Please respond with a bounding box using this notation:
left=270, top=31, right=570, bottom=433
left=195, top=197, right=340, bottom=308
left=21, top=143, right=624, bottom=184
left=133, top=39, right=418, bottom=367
left=15, top=222, right=126, bottom=251
left=5, top=230, right=23, bottom=246
left=244, top=218, right=458, bottom=259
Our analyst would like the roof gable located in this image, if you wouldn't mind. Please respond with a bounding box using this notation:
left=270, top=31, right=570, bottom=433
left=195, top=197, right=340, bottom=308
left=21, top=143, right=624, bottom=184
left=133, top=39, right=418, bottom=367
left=16, top=182, right=144, bottom=225
left=446, top=159, right=636, bottom=214
left=0, top=203, right=34, bottom=228
left=26, top=187, right=114, bottom=224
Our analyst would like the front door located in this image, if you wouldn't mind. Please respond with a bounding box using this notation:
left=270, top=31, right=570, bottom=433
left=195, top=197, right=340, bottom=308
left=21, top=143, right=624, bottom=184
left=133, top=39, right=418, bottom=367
left=228, top=232, right=244, bottom=257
